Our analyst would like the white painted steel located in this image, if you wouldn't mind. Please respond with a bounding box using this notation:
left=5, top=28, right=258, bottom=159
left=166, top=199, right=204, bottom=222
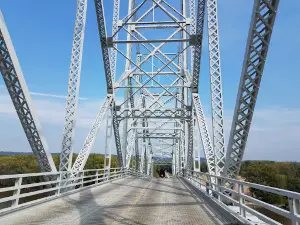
left=72, top=96, right=112, bottom=173
left=224, top=0, right=280, bottom=179
left=60, top=0, right=88, bottom=172
left=206, top=0, right=226, bottom=176
left=0, top=12, right=56, bottom=172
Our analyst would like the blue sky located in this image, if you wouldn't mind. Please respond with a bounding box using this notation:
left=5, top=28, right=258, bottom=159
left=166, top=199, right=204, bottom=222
left=0, top=0, right=299, bottom=161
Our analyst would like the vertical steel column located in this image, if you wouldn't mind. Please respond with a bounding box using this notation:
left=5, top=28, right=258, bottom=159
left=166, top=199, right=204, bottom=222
left=122, top=0, right=135, bottom=166
left=60, top=0, right=88, bottom=172
left=207, top=0, right=226, bottom=176
left=182, top=0, right=190, bottom=172
left=104, top=108, right=113, bottom=176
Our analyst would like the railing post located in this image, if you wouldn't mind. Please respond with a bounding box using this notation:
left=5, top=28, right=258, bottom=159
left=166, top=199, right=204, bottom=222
left=11, top=177, right=22, bottom=207
left=80, top=171, right=84, bottom=188
left=289, top=198, right=300, bottom=225
left=95, top=170, right=99, bottom=184
left=119, top=168, right=122, bottom=178
left=238, top=183, right=246, bottom=218
left=56, top=173, right=62, bottom=195
left=216, top=178, right=222, bottom=201
left=197, top=173, right=201, bottom=189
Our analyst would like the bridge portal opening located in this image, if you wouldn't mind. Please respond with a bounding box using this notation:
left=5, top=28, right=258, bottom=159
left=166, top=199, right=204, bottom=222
left=153, top=163, right=172, bottom=178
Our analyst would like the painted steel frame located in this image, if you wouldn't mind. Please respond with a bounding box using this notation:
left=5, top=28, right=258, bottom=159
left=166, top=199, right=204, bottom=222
left=224, top=0, right=279, bottom=179
left=0, top=12, right=56, bottom=172
left=206, top=0, right=226, bottom=176
left=60, top=0, right=88, bottom=172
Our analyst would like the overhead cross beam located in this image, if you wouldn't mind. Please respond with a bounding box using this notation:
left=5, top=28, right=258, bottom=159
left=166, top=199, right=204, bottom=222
left=0, top=12, right=56, bottom=173
left=224, top=0, right=280, bottom=179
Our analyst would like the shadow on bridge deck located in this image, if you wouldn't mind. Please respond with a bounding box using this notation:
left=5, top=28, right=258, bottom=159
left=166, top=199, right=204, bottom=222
left=0, top=177, right=243, bottom=225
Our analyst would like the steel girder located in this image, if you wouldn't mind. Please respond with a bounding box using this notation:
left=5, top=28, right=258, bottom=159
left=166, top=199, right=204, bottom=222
left=94, top=0, right=114, bottom=94
left=104, top=108, right=113, bottom=171
left=191, top=0, right=205, bottom=93
left=110, top=0, right=120, bottom=83
left=125, top=130, right=136, bottom=168
left=71, top=96, right=112, bottom=172
left=193, top=109, right=201, bottom=172
left=186, top=120, right=194, bottom=171
left=192, top=94, right=215, bottom=175
left=224, top=0, right=279, bottom=179
left=112, top=101, right=124, bottom=167
left=60, top=0, right=88, bottom=172
left=117, top=108, right=190, bottom=120
left=206, top=0, right=226, bottom=176
left=0, top=13, right=56, bottom=172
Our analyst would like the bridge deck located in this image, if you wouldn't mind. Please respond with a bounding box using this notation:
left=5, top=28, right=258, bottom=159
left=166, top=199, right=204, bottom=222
left=0, top=177, right=237, bottom=225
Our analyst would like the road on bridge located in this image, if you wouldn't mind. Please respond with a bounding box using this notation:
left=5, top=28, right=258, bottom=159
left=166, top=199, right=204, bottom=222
left=0, top=177, right=239, bottom=225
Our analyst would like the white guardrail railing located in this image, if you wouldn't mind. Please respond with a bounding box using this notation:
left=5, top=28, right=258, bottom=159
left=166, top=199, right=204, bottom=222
left=0, top=167, right=131, bottom=215
left=184, top=170, right=300, bottom=225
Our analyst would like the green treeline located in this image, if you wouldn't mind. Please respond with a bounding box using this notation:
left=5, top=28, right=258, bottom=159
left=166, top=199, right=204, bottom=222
left=240, top=160, right=300, bottom=205
left=0, top=154, right=119, bottom=175
left=200, top=161, right=300, bottom=205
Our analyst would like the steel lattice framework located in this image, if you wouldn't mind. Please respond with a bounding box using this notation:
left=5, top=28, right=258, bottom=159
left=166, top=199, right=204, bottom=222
left=59, top=0, right=88, bottom=172
left=0, top=0, right=280, bottom=187
left=224, top=0, right=279, bottom=179
left=206, top=0, right=225, bottom=176
left=0, top=13, right=56, bottom=172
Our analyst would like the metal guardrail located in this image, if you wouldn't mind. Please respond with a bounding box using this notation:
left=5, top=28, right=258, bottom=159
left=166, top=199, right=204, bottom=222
left=0, top=167, right=128, bottom=215
left=184, top=170, right=300, bottom=225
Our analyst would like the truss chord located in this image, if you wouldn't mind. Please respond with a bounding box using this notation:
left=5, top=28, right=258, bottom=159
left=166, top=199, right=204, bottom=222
left=207, top=0, right=226, bottom=176
left=72, top=96, right=112, bottom=173
left=192, top=94, right=215, bottom=175
left=224, top=0, right=279, bottom=180
left=191, top=0, right=205, bottom=92
left=0, top=12, right=56, bottom=172
left=94, top=0, right=114, bottom=93
left=60, top=0, right=88, bottom=172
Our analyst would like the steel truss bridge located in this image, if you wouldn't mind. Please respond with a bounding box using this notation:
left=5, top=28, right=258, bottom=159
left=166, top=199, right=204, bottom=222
left=0, top=0, right=299, bottom=224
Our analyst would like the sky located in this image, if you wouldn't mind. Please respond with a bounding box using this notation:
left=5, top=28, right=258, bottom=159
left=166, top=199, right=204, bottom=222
left=0, top=0, right=299, bottom=162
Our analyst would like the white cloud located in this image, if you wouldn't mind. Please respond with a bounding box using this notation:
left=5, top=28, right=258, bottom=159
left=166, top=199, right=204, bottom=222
left=30, top=92, right=88, bottom=101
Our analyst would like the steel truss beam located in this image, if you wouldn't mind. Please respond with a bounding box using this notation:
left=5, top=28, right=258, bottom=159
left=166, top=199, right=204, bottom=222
left=112, top=101, right=124, bottom=167
left=94, top=0, right=114, bottom=93
left=104, top=108, right=113, bottom=172
left=224, top=0, right=279, bottom=179
left=72, top=96, right=112, bottom=172
left=117, top=108, right=191, bottom=120
left=207, top=0, right=226, bottom=176
left=0, top=13, right=56, bottom=172
left=60, top=0, right=87, bottom=172
left=186, top=120, right=194, bottom=171
left=191, top=0, right=205, bottom=93
left=192, top=94, right=215, bottom=175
